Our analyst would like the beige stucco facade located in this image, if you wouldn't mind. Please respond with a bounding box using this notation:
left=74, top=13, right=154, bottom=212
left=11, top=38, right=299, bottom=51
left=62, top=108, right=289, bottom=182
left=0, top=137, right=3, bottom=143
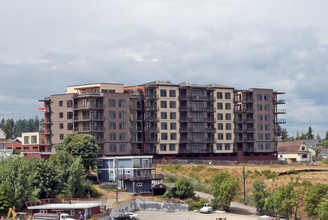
left=213, top=88, right=234, bottom=153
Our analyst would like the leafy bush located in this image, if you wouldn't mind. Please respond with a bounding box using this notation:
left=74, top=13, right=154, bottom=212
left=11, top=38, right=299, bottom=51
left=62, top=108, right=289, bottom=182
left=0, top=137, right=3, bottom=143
left=175, top=178, right=195, bottom=199
left=261, top=170, right=277, bottom=179
left=322, top=157, right=328, bottom=164
left=186, top=197, right=209, bottom=211
left=189, top=172, right=200, bottom=180
left=191, top=165, right=204, bottom=172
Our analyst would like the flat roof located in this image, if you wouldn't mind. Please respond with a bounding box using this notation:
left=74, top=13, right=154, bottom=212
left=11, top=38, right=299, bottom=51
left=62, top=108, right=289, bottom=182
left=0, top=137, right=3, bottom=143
left=98, top=155, right=153, bottom=160
left=27, top=202, right=101, bottom=210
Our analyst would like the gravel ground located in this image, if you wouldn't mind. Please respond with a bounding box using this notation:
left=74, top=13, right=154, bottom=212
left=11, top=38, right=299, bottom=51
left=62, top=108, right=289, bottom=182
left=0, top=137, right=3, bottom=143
left=135, top=210, right=270, bottom=220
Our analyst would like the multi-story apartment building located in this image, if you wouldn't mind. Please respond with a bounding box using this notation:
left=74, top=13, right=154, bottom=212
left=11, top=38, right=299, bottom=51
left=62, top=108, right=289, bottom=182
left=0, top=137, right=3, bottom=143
left=40, top=81, right=285, bottom=161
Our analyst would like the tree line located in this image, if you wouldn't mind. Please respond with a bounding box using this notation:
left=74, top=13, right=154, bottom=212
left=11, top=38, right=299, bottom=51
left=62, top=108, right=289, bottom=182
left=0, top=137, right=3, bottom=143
left=0, top=134, right=100, bottom=217
left=0, top=117, right=40, bottom=139
left=251, top=178, right=328, bottom=220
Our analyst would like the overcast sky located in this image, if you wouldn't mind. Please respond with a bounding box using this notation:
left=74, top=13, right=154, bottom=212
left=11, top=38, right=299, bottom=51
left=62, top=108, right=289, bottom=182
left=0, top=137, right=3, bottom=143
left=1, top=0, right=328, bottom=138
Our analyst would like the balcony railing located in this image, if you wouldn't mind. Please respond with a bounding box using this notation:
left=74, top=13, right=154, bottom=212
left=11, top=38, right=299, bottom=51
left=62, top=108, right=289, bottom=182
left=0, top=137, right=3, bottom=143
left=145, top=94, right=158, bottom=99
left=274, top=119, right=286, bottom=124
left=273, top=99, right=286, bottom=104
left=144, top=117, right=159, bottom=122
left=145, top=106, right=158, bottom=111
left=118, top=174, right=164, bottom=181
left=179, top=148, right=213, bottom=154
left=274, top=109, right=286, bottom=114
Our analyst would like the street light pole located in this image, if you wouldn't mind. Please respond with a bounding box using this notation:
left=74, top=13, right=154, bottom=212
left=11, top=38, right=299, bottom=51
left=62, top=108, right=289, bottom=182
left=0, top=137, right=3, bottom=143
left=243, top=166, right=247, bottom=204
left=116, top=159, right=118, bottom=203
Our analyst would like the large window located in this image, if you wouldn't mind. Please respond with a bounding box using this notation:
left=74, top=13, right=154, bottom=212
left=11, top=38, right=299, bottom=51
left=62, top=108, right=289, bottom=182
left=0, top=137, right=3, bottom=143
left=170, top=112, right=176, bottom=119
left=59, top=101, right=63, bottom=107
left=217, top=92, right=223, bottom=99
left=161, top=112, right=167, bottom=119
left=109, top=133, right=116, bottom=140
left=170, top=133, right=177, bottom=140
left=169, top=90, right=176, bottom=97
left=217, top=113, right=223, bottom=120
left=31, top=136, right=37, bottom=144
left=217, top=123, right=223, bottom=130
left=225, top=103, right=231, bottom=110
left=226, top=133, right=232, bottom=140
left=119, top=133, right=126, bottom=140
left=109, top=144, right=116, bottom=152
left=217, top=102, right=223, bottom=110
left=118, top=99, right=126, bottom=107
left=59, top=112, right=63, bottom=118
left=67, top=112, right=73, bottom=119
left=119, top=111, right=126, bottom=119
left=161, top=133, right=168, bottom=140
left=108, top=111, right=116, bottom=119
left=216, top=143, right=222, bottom=150
left=160, top=144, right=166, bottom=151
left=160, top=101, right=167, bottom=108
left=225, top=113, right=231, bottom=120
left=67, top=100, right=73, bottom=108
left=264, top=94, right=271, bottom=101
left=218, top=133, right=223, bottom=140
left=59, top=123, right=64, bottom=129
left=225, top=144, right=231, bottom=150
left=226, top=123, right=232, bottom=130
left=170, top=122, right=177, bottom=130
left=109, top=122, right=116, bottom=130
left=119, top=122, right=126, bottom=130
left=257, top=104, right=263, bottom=111
left=169, top=101, right=176, bottom=108
left=160, top=89, right=167, bottom=97
left=225, top=92, right=231, bottom=99
left=67, top=123, right=73, bottom=130
left=169, top=144, right=176, bottom=151
left=108, top=99, right=116, bottom=107
left=257, top=94, right=262, bottom=101
left=161, top=122, right=167, bottom=130
left=119, top=144, right=127, bottom=152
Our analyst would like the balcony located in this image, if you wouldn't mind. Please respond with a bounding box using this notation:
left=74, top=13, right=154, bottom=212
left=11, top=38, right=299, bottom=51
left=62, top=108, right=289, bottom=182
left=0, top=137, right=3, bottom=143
left=235, top=108, right=254, bottom=113
left=190, top=127, right=216, bottom=132
left=145, top=106, right=158, bottom=111
left=131, top=127, right=143, bottom=132
left=144, top=117, right=158, bottom=122
left=179, top=148, right=213, bottom=154
left=179, top=95, right=188, bottom=100
left=118, top=174, right=164, bottom=181
left=189, top=96, right=214, bottom=101
left=189, top=106, right=215, bottom=112
left=74, top=128, right=104, bottom=133
left=179, top=117, right=189, bottom=122
left=130, top=105, right=142, bottom=110
left=145, top=138, right=158, bottom=143
left=131, top=138, right=144, bottom=143
left=180, top=138, right=190, bottom=143
left=274, top=109, right=286, bottom=114
left=234, top=128, right=254, bottom=133
left=235, top=98, right=253, bottom=103
left=273, top=99, right=286, bottom=104
left=73, top=105, right=103, bottom=110
left=179, top=106, right=188, bottom=111
left=145, top=94, right=158, bottom=99
left=144, top=127, right=158, bottom=132
left=274, top=119, right=286, bottom=124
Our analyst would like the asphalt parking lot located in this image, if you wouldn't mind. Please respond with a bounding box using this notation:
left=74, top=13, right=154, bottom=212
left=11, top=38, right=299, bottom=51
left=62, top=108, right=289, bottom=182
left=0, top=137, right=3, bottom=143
left=135, top=210, right=267, bottom=220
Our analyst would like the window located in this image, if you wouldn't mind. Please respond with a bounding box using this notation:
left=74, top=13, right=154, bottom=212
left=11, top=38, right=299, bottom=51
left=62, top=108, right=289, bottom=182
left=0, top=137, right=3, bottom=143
left=225, top=92, right=231, bottom=99
left=265, top=104, right=270, bottom=111
left=119, top=144, right=127, bottom=152
left=218, top=133, right=224, bottom=140
left=258, top=143, right=264, bottom=150
left=119, top=111, right=126, bottom=119
left=257, top=104, right=262, bottom=111
left=258, top=133, right=263, bottom=140
left=161, top=133, right=168, bottom=140
left=169, top=144, right=176, bottom=151
left=266, top=143, right=271, bottom=150
left=170, top=122, right=177, bottom=130
left=169, top=90, right=176, bottom=97
left=225, top=103, right=231, bottom=110
left=109, top=133, right=116, bottom=140
left=258, top=114, right=263, bottom=121
left=161, top=112, right=167, bottom=119
left=216, top=143, right=222, bottom=150
left=217, top=102, right=223, bottom=110
left=161, top=122, right=167, bottom=130
left=59, top=123, right=64, bottom=129
left=226, top=133, right=232, bottom=140
left=170, top=133, right=177, bottom=140
left=265, top=133, right=271, bottom=140
left=119, top=122, right=126, bottom=130
left=265, top=124, right=270, bottom=130
left=217, top=113, right=223, bottom=120
left=301, top=146, right=305, bottom=151
left=59, top=112, right=63, bottom=118
left=217, top=123, right=223, bottom=130
left=119, top=133, right=126, bottom=140
left=108, top=99, right=116, bottom=107
left=170, top=112, right=176, bottom=119
left=59, top=101, right=63, bottom=107
left=67, top=123, right=73, bottom=130
left=170, top=101, right=176, bottom=108
left=225, top=113, right=231, bottom=120
left=67, top=112, right=73, bottom=119
left=160, top=144, right=166, bottom=151
left=109, top=144, right=116, bottom=152
left=302, top=154, right=308, bottom=159
left=31, top=136, right=37, bottom=144
left=226, top=123, right=232, bottom=130
left=257, top=94, right=262, bottom=101
left=67, top=100, right=72, bottom=108
left=118, top=99, right=126, bottom=107
left=160, top=89, right=167, bottom=97
left=217, top=92, right=223, bottom=99
left=108, top=111, right=116, bottom=119
left=258, top=124, right=263, bottom=130
left=60, top=134, right=64, bottom=140
left=160, top=101, right=167, bottom=108
left=109, top=122, right=116, bottom=130
left=265, top=114, right=270, bottom=121
left=225, top=144, right=231, bottom=150
left=264, top=94, right=271, bottom=101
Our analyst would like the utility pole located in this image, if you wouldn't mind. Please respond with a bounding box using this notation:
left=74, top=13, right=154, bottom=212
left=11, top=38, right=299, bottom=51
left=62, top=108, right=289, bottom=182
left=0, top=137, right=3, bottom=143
left=116, top=159, right=118, bottom=203
left=243, top=166, right=247, bottom=204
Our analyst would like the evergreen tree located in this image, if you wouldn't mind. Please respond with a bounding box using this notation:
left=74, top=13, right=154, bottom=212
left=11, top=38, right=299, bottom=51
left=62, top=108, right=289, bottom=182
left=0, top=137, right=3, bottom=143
left=306, top=126, right=314, bottom=140
left=296, top=132, right=300, bottom=140
left=316, top=134, right=321, bottom=140
left=325, top=131, right=328, bottom=140
left=67, top=157, right=86, bottom=198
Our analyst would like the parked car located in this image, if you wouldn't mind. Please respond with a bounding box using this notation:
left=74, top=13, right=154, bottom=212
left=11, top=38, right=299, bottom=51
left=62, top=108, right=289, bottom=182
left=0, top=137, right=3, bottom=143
left=125, top=212, right=138, bottom=220
left=110, top=214, right=130, bottom=220
left=200, top=203, right=212, bottom=214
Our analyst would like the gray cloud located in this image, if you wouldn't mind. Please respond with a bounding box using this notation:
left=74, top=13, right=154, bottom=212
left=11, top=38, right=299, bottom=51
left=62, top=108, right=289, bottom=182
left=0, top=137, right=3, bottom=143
left=0, top=0, right=328, bottom=137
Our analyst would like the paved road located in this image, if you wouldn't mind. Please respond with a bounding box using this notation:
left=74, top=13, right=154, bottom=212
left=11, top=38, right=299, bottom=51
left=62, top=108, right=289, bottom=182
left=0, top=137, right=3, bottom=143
left=195, top=191, right=257, bottom=215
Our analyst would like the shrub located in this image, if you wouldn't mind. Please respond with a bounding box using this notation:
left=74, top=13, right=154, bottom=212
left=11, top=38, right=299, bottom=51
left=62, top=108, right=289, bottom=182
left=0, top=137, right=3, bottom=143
left=261, top=170, right=277, bottom=179
left=175, top=178, right=195, bottom=199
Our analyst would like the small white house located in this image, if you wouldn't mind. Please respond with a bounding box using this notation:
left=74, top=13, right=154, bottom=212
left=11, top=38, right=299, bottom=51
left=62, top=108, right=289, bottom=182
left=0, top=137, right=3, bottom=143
left=278, top=141, right=312, bottom=164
